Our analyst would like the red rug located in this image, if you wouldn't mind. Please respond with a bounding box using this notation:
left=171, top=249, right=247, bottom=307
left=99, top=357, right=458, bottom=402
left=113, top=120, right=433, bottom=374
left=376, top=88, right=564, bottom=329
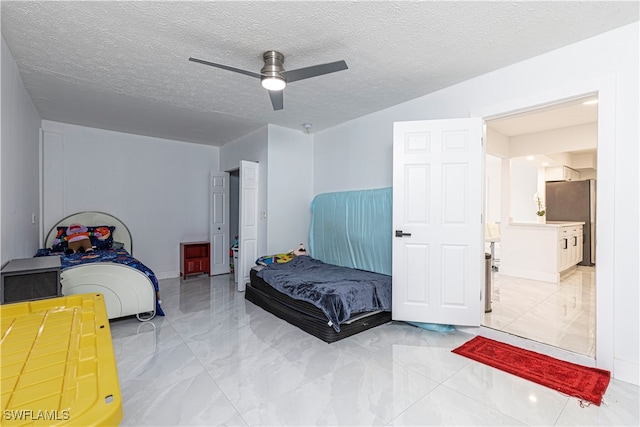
left=452, top=336, right=610, bottom=405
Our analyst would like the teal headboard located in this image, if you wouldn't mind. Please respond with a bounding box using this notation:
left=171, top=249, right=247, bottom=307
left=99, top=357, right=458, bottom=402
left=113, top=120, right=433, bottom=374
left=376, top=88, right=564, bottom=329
left=309, top=187, right=392, bottom=275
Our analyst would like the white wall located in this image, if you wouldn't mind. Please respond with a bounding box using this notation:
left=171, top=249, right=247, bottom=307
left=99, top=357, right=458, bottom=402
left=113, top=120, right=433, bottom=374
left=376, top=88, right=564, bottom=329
left=486, top=127, right=510, bottom=158
left=312, top=23, right=639, bottom=384
left=41, top=121, right=219, bottom=278
left=220, top=124, right=314, bottom=256
left=485, top=154, right=502, bottom=223
left=313, top=119, right=393, bottom=195
left=1, top=37, right=42, bottom=265
left=509, top=161, right=539, bottom=222
left=266, top=125, right=313, bottom=253
left=509, top=123, right=597, bottom=157
left=485, top=128, right=509, bottom=226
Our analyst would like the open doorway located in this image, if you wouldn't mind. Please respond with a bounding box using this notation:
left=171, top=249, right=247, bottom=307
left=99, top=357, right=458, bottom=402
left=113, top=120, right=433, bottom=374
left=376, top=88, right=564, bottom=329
left=218, top=161, right=259, bottom=292
left=483, top=95, right=598, bottom=358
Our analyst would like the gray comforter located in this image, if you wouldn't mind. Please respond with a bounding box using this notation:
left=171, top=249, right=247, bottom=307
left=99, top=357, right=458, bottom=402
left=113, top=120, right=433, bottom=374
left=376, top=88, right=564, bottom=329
left=255, top=255, right=392, bottom=332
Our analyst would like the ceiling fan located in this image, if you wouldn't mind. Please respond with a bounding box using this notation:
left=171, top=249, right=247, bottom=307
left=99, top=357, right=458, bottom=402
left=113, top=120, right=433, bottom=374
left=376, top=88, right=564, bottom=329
left=189, top=51, right=348, bottom=110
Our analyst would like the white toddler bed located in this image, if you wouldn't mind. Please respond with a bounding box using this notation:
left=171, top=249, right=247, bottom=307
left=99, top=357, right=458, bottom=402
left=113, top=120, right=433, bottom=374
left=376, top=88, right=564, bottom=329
left=41, top=211, right=160, bottom=321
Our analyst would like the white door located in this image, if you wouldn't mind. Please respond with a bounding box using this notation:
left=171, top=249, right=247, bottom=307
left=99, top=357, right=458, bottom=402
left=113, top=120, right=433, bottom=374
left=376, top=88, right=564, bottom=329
left=238, top=160, right=259, bottom=292
left=392, top=118, right=484, bottom=326
left=210, top=171, right=230, bottom=275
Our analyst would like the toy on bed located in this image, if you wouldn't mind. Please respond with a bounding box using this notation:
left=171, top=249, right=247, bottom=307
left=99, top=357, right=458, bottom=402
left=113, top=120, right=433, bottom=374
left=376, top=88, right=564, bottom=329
left=53, top=223, right=112, bottom=254
left=255, top=244, right=308, bottom=266
left=39, top=211, right=164, bottom=322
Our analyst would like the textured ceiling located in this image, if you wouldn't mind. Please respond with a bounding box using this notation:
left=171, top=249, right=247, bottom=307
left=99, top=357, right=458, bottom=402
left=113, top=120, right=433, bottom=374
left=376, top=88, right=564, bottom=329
left=1, top=1, right=638, bottom=146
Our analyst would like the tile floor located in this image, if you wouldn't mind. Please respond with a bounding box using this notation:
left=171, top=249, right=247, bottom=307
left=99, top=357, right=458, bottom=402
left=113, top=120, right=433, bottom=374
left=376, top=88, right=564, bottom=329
left=483, top=266, right=596, bottom=357
left=109, top=273, right=638, bottom=426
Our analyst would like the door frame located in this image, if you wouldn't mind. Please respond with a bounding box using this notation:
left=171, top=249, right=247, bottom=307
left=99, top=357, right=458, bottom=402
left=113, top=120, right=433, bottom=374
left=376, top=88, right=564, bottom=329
left=471, top=75, right=616, bottom=371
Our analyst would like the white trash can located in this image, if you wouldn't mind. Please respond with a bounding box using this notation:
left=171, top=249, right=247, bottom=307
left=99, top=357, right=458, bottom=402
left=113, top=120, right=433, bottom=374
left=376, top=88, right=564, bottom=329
left=232, top=247, right=239, bottom=283
left=484, top=252, right=492, bottom=313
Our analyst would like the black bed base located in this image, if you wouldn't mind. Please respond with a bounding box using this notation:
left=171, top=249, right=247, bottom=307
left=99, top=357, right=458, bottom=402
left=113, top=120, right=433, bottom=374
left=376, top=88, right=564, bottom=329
left=246, top=268, right=391, bottom=343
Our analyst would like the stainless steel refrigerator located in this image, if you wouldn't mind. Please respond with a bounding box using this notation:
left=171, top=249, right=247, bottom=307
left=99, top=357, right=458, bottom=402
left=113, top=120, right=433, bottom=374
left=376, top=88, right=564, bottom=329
left=545, top=179, right=596, bottom=266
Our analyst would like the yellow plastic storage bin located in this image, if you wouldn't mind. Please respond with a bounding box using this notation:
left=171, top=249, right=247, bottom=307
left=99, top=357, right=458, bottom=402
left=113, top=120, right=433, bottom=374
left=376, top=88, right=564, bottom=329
left=1, top=294, right=122, bottom=426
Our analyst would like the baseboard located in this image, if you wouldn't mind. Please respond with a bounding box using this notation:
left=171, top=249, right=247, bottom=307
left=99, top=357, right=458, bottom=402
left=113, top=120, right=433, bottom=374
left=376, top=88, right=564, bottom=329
left=613, top=358, right=639, bottom=386
left=155, top=270, right=180, bottom=280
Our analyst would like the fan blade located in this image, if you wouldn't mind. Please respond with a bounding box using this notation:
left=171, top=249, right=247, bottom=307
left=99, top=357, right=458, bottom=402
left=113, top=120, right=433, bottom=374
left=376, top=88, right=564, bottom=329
left=188, top=57, right=262, bottom=79
left=283, top=60, right=348, bottom=83
left=268, top=90, right=284, bottom=111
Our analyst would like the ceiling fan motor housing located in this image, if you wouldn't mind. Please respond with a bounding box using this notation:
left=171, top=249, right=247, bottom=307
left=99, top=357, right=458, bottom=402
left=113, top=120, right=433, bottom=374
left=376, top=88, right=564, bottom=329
left=261, top=51, right=286, bottom=87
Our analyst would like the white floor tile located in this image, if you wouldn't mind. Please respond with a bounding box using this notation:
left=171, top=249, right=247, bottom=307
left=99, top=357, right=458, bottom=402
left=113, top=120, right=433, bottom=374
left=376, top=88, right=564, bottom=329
left=241, top=354, right=439, bottom=426
left=120, top=370, right=244, bottom=426
left=387, top=385, right=526, bottom=426
left=483, top=254, right=597, bottom=357
left=443, top=361, right=569, bottom=426
left=554, top=379, right=640, bottom=426
left=106, top=273, right=638, bottom=426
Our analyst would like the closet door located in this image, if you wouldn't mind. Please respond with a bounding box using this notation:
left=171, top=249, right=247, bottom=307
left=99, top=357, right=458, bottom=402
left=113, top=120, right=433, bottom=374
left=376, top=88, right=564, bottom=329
left=210, top=171, right=230, bottom=275
left=392, top=118, right=483, bottom=326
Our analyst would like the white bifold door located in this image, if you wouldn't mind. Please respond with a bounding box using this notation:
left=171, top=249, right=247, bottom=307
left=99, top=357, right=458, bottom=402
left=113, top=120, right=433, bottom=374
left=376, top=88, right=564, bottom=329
left=238, top=160, right=259, bottom=292
left=392, top=118, right=484, bottom=326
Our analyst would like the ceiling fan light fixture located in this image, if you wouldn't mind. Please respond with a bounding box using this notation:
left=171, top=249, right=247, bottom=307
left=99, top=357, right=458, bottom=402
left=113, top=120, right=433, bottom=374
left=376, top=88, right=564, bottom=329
left=261, top=76, right=286, bottom=91
left=260, top=51, right=286, bottom=91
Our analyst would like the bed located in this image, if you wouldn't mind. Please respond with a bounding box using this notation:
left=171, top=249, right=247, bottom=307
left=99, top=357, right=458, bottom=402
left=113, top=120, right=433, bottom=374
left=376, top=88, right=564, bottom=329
left=36, top=211, right=164, bottom=322
left=245, top=188, right=393, bottom=343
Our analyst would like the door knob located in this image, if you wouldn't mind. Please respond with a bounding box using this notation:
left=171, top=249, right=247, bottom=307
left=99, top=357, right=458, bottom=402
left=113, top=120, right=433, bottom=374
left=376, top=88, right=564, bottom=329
left=395, top=230, right=412, bottom=237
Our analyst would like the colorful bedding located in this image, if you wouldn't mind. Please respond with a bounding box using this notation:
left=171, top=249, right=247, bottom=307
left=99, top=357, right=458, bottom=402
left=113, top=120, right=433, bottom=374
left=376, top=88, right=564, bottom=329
left=35, top=248, right=165, bottom=317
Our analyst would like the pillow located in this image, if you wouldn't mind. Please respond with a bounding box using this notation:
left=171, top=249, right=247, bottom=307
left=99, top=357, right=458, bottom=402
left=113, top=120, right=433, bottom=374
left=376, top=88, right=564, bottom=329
left=88, top=226, right=115, bottom=250
left=50, top=225, right=115, bottom=251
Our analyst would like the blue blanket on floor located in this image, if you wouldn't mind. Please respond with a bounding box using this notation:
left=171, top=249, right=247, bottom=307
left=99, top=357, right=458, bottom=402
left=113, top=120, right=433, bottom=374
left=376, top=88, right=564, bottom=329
left=35, top=248, right=164, bottom=317
left=256, top=256, right=391, bottom=332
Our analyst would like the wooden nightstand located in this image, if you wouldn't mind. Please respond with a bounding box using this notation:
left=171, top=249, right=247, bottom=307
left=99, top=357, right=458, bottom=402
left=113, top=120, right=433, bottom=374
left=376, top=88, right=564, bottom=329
left=180, top=241, right=210, bottom=279
left=1, top=256, right=62, bottom=304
